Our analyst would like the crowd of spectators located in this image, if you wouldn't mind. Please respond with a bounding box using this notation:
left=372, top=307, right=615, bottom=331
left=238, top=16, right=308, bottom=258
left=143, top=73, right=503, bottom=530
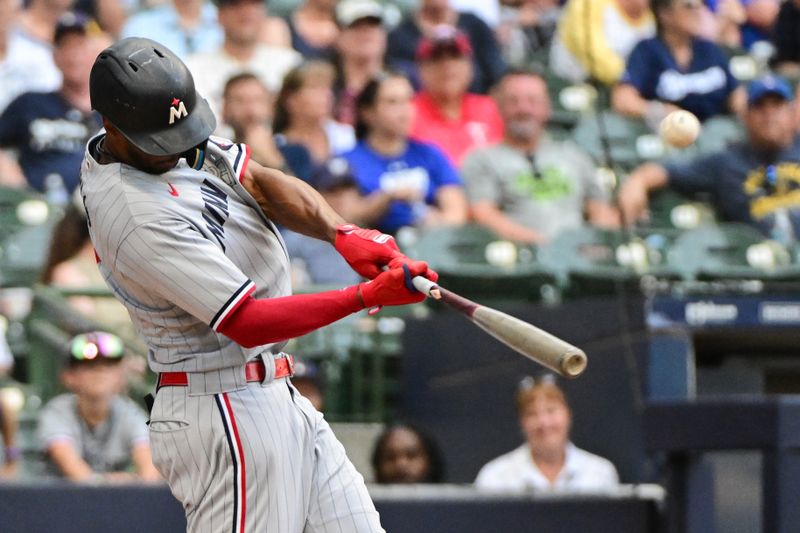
left=1, top=0, right=800, bottom=489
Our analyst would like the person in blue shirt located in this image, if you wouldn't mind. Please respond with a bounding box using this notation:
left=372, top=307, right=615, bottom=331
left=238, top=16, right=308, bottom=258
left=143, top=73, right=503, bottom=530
left=618, top=75, right=800, bottom=241
left=612, top=0, right=745, bottom=130
left=341, top=72, right=468, bottom=234
left=0, top=13, right=103, bottom=195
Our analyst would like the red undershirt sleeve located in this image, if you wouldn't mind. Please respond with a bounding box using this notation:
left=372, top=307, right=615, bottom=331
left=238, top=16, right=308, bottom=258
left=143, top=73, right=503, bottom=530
left=217, top=286, right=363, bottom=348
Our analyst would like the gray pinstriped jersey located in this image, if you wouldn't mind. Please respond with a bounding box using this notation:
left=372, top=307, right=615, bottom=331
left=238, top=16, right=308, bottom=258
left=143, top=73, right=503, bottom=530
left=79, top=134, right=292, bottom=376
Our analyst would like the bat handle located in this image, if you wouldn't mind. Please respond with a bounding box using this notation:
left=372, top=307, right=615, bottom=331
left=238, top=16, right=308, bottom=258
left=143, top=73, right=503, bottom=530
left=412, top=275, right=442, bottom=299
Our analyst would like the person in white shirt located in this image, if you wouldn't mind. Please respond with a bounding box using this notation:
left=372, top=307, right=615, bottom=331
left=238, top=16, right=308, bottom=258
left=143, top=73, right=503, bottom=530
left=475, top=375, right=619, bottom=492
left=185, top=0, right=301, bottom=122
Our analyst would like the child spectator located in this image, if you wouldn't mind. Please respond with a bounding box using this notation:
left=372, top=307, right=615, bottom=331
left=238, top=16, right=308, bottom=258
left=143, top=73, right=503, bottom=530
left=36, top=332, right=160, bottom=482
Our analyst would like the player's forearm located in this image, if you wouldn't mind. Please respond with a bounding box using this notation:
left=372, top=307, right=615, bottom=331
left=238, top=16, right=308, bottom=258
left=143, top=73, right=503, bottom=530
left=246, top=163, right=345, bottom=243
left=218, top=287, right=364, bottom=348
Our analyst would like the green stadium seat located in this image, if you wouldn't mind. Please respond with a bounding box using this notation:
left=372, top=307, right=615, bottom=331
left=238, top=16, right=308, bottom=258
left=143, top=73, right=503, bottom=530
left=406, top=225, right=558, bottom=301
left=668, top=224, right=800, bottom=281
left=537, top=226, right=685, bottom=296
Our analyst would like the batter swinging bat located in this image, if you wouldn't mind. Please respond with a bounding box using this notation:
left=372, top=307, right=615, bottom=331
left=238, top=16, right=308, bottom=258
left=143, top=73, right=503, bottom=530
left=411, top=276, right=588, bottom=378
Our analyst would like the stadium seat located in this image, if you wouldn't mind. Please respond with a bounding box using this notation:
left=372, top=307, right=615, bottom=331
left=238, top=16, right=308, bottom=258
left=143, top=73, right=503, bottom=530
left=406, top=225, right=558, bottom=301
left=537, top=226, right=685, bottom=296
left=668, top=224, right=800, bottom=281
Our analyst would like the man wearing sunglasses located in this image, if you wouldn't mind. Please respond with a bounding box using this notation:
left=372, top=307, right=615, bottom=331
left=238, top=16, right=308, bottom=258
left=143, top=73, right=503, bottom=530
left=36, top=332, right=160, bottom=482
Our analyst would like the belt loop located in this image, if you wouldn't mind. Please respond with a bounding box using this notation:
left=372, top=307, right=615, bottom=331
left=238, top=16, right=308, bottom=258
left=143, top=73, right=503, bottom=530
left=286, top=354, right=295, bottom=378
left=261, top=356, right=276, bottom=385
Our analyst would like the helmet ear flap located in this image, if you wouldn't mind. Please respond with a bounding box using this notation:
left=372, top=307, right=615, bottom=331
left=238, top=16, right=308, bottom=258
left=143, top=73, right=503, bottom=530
left=183, top=139, right=208, bottom=170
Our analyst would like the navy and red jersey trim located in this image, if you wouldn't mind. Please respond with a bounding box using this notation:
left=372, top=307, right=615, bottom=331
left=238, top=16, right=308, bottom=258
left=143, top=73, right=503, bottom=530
left=211, top=279, right=256, bottom=331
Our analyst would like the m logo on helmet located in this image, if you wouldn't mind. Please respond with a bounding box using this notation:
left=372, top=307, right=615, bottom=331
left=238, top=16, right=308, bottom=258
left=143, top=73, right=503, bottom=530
left=168, top=98, right=188, bottom=125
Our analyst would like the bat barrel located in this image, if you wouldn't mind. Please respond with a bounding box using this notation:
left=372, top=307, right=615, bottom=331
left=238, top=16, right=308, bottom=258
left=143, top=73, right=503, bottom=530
left=560, top=348, right=588, bottom=378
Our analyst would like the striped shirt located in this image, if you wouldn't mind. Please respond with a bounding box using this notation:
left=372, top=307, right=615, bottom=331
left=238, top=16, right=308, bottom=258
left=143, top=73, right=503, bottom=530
left=80, top=134, right=291, bottom=377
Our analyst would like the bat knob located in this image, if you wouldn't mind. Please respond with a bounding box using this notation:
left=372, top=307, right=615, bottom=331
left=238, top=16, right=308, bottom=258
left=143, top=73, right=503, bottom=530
left=561, top=349, right=588, bottom=378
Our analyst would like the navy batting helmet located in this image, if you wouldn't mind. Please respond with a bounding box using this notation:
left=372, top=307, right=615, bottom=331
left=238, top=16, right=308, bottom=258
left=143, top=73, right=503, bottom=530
left=89, top=37, right=215, bottom=165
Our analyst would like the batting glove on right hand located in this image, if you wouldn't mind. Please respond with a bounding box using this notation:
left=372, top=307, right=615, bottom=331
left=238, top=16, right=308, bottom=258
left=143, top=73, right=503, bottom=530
left=358, top=260, right=431, bottom=310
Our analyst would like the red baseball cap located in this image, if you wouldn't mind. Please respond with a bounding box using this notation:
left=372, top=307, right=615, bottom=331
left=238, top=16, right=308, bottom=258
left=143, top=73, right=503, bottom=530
left=415, top=26, right=472, bottom=62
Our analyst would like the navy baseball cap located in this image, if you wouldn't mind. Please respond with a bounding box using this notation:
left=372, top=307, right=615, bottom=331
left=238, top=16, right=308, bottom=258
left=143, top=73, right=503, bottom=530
left=54, top=12, right=90, bottom=45
left=747, top=75, right=794, bottom=107
left=309, top=157, right=357, bottom=192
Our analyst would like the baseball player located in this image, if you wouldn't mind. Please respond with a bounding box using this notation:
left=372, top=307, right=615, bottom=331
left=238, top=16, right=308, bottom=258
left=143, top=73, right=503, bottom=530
left=80, top=37, right=436, bottom=532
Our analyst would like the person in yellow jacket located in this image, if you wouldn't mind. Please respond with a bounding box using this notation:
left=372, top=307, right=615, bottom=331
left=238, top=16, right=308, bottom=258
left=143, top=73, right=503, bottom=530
left=549, top=0, right=655, bottom=85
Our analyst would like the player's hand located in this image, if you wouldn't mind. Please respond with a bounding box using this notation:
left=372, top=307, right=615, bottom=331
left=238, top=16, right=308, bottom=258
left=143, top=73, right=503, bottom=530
left=334, top=224, right=405, bottom=279
left=358, top=261, right=431, bottom=308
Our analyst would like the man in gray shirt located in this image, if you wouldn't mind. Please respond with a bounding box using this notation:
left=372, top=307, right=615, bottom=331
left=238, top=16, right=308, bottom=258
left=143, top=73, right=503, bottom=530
left=461, top=69, right=620, bottom=243
left=37, top=332, right=160, bottom=482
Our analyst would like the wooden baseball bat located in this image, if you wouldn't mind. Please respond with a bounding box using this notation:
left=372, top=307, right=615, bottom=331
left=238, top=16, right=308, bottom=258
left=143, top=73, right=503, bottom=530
left=411, top=276, right=587, bottom=378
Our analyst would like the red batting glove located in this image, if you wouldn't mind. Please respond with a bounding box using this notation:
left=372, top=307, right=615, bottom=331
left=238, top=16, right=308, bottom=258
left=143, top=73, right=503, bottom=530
left=334, top=224, right=405, bottom=279
left=358, top=261, right=432, bottom=309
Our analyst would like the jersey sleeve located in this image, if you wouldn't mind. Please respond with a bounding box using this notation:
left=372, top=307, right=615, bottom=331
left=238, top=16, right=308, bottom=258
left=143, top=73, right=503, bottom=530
left=111, top=219, right=256, bottom=331
left=207, top=137, right=251, bottom=184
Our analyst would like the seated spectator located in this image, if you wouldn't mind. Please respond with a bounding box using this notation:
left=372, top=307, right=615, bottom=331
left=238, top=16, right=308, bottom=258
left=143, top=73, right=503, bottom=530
left=343, top=72, right=468, bottom=234
left=371, top=422, right=445, bottom=484
left=281, top=159, right=367, bottom=287
left=462, top=69, right=619, bottom=244
left=496, top=0, right=561, bottom=68
left=771, top=0, right=800, bottom=79
left=36, top=332, right=160, bottom=482
left=291, top=358, right=324, bottom=411
left=221, top=73, right=288, bottom=171
left=410, top=27, right=504, bottom=167
left=549, top=0, right=655, bottom=85
left=0, top=13, right=103, bottom=195
left=612, top=0, right=745, bottom=130
left=72, top=0, right=128, bottom=38
left=120, top=0, right=222, bottom=59
left=387, top=0, right=506, bottom=94
left=740, top=0, right=780, bottom=50
left=185, top=0, right=300, bottom=121
left=0, top=0, right=62, bottom=114
left=699, top=0, right=746, bottom=48
left=618, top=75, right=800, bottom=241
left=286, top=0, right=339, bottom=61
left=333, top=0, right=388, bottom=126
left=273, top=61, right=356, bottom=167
left=475, top=375, right=619, bottom=492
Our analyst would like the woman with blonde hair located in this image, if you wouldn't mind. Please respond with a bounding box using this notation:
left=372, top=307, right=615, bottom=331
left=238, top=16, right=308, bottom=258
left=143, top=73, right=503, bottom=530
left=475, top=375, right=619, bottom=492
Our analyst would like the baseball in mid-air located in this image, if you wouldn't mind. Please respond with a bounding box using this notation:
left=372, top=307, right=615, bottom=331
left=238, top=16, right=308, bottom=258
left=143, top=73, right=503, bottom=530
left=659, top=110, right=701, bottom=148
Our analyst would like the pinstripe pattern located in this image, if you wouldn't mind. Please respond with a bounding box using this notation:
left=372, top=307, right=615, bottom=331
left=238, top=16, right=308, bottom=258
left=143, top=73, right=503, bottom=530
left=149, top=381, right=384, bottom=533
left=80, top=134, right=291, bottom=378
left=215, top=394, right=245, bottom=533
left=81, top=132, right=383, bottom=531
